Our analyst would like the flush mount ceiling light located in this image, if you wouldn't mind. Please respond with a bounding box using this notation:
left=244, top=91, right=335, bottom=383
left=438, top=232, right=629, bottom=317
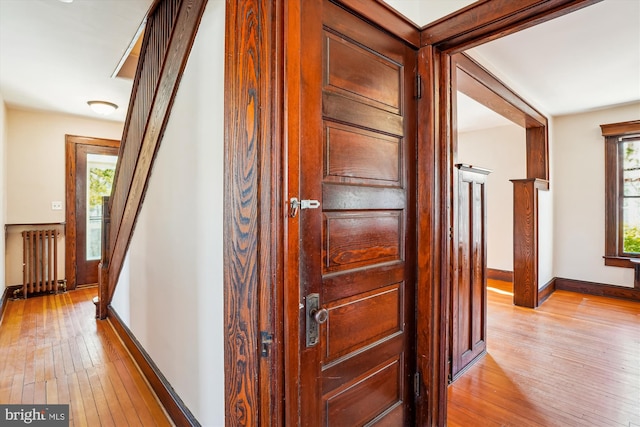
left=58, top=0, right=74, bottom=3
left=87, top=101, right=118, bottom=115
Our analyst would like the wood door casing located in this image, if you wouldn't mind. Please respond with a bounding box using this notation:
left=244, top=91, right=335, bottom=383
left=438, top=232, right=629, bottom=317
left=299, top=1, right=417, bottom=425
left=65, top=135, right=120, bottom=290
left=451, top=164, right=490, bottom=381
left=75, top=144, right=119, bottom=286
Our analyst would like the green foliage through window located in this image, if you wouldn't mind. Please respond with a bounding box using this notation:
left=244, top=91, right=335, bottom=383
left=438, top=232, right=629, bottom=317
left=89, top=168, right=115, bottom=209
left=623, top=224, right=640, bottom=254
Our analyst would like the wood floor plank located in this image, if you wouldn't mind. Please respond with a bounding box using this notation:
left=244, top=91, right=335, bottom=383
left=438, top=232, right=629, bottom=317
left=94, top=364, right=132, bottom=427
left=85, top=367, right=116, bottom=427
left=448, top=281, right=640, bottom=427
left=0, top=288, right=172, bottom=425
left=76, top=368, right=101, bottom=426
left=21, top=381, right=35, bottom=404
left=67, top=372, right=88, bottom=427
left=34, top=380, right=47, bottom=404
left=8, top=373, right=24, bottom=403
left=113, top=358, right=167, bottom=426
left=100, top=361, right=144, bottom=427
left=60, top=340, right=76, bottom=375
left=46, top=378, right=59, bottom=404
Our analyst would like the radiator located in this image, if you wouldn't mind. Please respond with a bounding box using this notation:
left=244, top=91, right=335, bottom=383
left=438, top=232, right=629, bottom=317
left=21, top=229, right=59, bottom=298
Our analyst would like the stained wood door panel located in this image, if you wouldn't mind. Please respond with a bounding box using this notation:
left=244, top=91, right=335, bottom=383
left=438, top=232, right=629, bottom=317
left=323, top=185, right=406, bottom=210
left=324, top=32, right=402, bottom=114
left=322, top=283, right=403, bottom=363
left=451, top=166, right=489, bottom=380
left=321, top=335, right=405, bottom=392
left=323, top=212, right=403, bottom=272
left=323, top=92, right=404, bottom=137
left=322, top=263, right=404, bottom=302
left=324, top=123, right=401, bottom=185
left=324, top=357, right=403, bottom=426
left=298, top=0, right=417, bottom=424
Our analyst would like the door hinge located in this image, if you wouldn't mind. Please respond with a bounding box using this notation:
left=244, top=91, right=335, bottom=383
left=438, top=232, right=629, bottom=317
left=416, top=74, right=422, bottom=99
left=260, top=331, right=273, bottom=358
left=414, top=372, right=421, bottom=397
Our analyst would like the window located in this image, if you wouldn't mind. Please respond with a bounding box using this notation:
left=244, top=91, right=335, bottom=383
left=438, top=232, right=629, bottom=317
left=602, top=120, right=640, bottom=267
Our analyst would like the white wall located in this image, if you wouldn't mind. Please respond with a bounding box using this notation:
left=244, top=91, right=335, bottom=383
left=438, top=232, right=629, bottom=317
left=4, top=109, right=123, bottom=286
left=538, top=188, right=553, bottom=287
left=553, top=102, right=640, bottom=287
left=0, top=93, right=7, bottom=288
left=111, top=2, right=225, bottom=425
left=458, top=123, right=527, bottom=272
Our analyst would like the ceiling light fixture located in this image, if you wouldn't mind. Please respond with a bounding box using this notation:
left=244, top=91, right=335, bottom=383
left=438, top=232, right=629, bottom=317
left=58, top=0, right=74, bottom=3
left=87, top=101, right=118, bottom=115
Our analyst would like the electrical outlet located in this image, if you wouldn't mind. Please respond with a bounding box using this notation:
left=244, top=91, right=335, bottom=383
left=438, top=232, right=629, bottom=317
left=51, top=201, right=63, bottom=210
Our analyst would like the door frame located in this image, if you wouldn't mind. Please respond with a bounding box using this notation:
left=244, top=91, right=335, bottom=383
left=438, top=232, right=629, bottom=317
left=65, top=135, right=120, bottom=290
left=223, top=0, right=601, bottom=425
left=452, top=52, right=550, bottom=309
left=424, top=1, right=600, bottom=424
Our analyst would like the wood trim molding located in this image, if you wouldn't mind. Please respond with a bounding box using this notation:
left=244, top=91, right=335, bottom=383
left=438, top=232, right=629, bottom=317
left=454, top=53, right=547, bottom=127
left=107, top=307, right=200, bottom=426
left=538, top=278, right=556, bottom=305
left=225, top=0, right=283, bottom=425
left=604, top=256, right=635, bottom=268
left=602, top=121, right=640, bottom=263
left=600, top=120, right=640, bottom=136
left=555, top=277, right=640, bottom=302
left=453, top=54, right=550, bottom=181
left=64, top=135, right=120, bottom=291
left=336, top=0, right=421, bottom=48
left=0, top=285, right=22, bottom=322
left=421, top=0, right=602, bottom=51
left=417, top=44, right=453, bottom=427
left=487, top=268, right=514, bottom=282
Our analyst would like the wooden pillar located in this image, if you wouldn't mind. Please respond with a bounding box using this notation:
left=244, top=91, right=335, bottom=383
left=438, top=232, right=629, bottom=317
left=98, top=196, right=110, bottom=320
left=511, top=178, right=548, bottom=308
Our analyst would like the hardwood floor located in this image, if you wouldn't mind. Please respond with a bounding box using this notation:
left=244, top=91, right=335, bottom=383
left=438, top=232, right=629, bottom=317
left=0, top=287, right=172, bottom=426
left=448, top=279, right=640, bottom=427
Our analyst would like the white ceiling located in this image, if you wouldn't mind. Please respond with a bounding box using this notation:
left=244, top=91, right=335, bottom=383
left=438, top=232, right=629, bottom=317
left=0, top=0, right=638, bottom=129
left=382, top=0, right=477, bottom=27
left=467, top=0, right=640, bottom=117
left=384, top=0, right=640, bottom=132
left=0, top=0, right=152, bottom=123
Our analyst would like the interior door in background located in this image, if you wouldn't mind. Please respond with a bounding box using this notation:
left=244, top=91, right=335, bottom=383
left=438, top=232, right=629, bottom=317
left=297, top=1, right=417, bottom=424
left=75, top=144, right=118, bottom=286
left=450, top=164, right=490, bottom=381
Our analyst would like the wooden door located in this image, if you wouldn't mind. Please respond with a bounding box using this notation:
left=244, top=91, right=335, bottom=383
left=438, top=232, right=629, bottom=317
left=75, top=144, right=118, bottom=286
left=298, top=1, right=417, bottom=425
left=450, top=164, right=490, bottom=381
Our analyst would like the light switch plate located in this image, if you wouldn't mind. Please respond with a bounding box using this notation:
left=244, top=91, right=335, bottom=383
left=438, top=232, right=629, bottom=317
left=51, top=201, right=63, bottom=210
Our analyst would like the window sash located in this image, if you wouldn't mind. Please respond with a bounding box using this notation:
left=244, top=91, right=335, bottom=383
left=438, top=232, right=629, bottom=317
left=603, top=121, right=640, bottom=266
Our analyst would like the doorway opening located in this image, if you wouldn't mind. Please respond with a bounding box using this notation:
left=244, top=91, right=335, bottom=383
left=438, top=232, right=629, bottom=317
left=65, top=135, right=119, bottom=289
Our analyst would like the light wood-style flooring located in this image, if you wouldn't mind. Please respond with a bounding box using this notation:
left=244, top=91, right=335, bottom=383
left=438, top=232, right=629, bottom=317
left=448, top=279, right=640, bottom=427
left=2, top=281, right=638, bottom=426
left=0, top=287, right=171, bottom=426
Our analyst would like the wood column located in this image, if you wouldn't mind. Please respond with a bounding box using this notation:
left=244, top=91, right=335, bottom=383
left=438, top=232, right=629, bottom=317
left=98, top=196, right=110, bottom=320
left=511, top=178, right=548, bottom=308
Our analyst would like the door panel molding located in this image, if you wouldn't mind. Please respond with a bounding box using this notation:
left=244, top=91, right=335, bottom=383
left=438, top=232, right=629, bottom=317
left=65, top=135, right=119, bottom=290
